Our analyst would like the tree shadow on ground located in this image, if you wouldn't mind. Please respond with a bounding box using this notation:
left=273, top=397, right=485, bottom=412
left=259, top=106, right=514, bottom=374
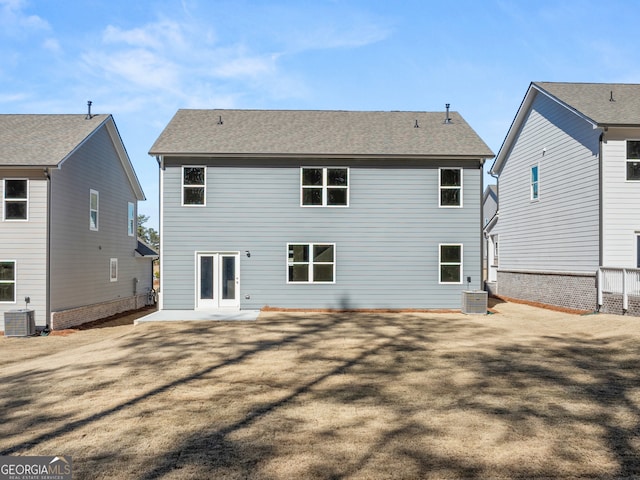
left=2, top=311, right=640, bottom=479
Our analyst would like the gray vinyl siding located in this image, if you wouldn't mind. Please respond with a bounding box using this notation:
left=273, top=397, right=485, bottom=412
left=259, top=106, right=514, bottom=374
left=161, top=158, right=482, bottom=310
left=601, top=128, right=640, bottom=267
left=0, top=170, right=48, bottom=329
left=498, top=92, right=600, bottom=273
left=49, top=126, right=141, bottom=312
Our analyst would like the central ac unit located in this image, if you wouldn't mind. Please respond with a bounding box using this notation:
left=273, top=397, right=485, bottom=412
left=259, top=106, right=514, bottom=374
left=461, top=291, right=488, bottom=315
left=4, top=310, right=36, bottom=336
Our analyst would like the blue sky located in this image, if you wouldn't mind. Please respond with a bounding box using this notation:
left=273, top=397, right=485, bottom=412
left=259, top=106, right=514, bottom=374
left=2, top=0, right=640, bottom=229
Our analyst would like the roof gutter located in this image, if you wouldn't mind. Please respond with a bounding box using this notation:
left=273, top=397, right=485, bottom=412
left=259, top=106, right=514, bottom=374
left=596, top=123, right=640, bottom=129
left=148, top=152, right=494, bottom=161
left=0, top=165, right=60, bottom=169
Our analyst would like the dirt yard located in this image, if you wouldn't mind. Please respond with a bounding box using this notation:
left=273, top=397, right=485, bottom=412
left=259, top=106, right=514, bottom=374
left=2, top=300, right=640, bottom=479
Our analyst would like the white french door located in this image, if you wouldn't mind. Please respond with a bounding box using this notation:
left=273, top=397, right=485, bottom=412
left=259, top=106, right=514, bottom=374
left=196, top=253, right=240, bottom=309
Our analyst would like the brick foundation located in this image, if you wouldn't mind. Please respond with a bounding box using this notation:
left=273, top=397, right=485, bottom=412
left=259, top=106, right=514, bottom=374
left=496, top=270, right=597, bottom=312
left=50, top=294, right=150, bottom=330
left=599, top=293, right=640, bottom=316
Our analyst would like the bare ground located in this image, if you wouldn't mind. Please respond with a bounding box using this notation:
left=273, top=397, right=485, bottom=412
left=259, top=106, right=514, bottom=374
left=1, top=300, right=640, bottom=479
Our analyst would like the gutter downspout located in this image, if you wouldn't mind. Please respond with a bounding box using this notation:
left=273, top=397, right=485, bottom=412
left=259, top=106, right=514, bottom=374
left=480, top=159, right=485, bottom=289
left=597, top=131, right=605, bottom=311
left=44, top=167, right=51, bottom=329
left=156, top=155, right=164, bottom=310
left=487, top=167, right=499, bottom=289
left=598, top=131, right=604, bottom=268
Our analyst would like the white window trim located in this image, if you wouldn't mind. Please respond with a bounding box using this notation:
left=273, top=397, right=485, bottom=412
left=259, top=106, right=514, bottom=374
left=286, top=243, right=336, bottom=284
left=438, top=243, right=463, bottom=284
left=626, top=139, right=640, bottom=182
left=3, top=179, right=29, bottom=221
left=110, top=258, right=118, bottom=282
left=182, top=166, right=207, bottom=207
left=300, top=167, right=349, bottom=208
left=128, top=202, right=135, bottom=237
left=438, top=168, right=463, bottom=208
left=90, top=189, right=99, bottom=231
left=0, top=260, right=16, bottom=303
left=530, top=164, right=539, bottom=201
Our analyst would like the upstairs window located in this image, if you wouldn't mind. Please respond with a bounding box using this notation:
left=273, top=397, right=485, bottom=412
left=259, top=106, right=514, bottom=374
left=439, top=168, right=462, bottom=207
left=0, top=261, right=16, bottom=302
left=627, top=141, right=640, bottom=181
left=183, top=167, right=206, bottom=206
left=90, top=189, right=99, bottom=231
left=530, top=165, right=539, bottom=200
left=3, top=179, right=28, bottom=221
left=301, top=167, right=348, bottom=207
left=287, top=243, right=335, bottom=283
left=128, top=202, right=135, bottom=237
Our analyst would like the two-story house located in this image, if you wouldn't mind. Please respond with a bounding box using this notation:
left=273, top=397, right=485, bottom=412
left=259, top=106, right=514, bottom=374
left=0, top=112, right=155, bottom=332
left=490, top=82, right=640, bottom=314
left=149, top=109, right=493, bottom=312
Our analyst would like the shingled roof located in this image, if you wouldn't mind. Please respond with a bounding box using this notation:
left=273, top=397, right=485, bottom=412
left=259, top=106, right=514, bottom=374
left=534, top=82, right=640, bottom=126
left=149, top=109, right=494, bottom=159
left=492, top=82, right=640, bottom=175
left=0, top=113, right=145, bottom=200
left=0, top=114, right=112, bottom=167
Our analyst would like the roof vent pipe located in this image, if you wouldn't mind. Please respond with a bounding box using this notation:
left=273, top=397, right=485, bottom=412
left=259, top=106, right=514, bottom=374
left=444, top=103, right=452, bottom=124
left=610, top=90, right=615, bottom=102
left=217, top=115, right=223, bottom=125
left=85, top=101, right=93, bottom=120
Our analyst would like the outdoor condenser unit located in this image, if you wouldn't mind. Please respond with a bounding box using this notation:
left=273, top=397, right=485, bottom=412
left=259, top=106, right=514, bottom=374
left=461, top=291, right=488, bottom=315
left=4, top=309, right=36, bottom=336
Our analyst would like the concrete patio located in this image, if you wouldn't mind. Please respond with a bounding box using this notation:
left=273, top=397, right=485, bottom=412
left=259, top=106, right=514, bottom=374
left=134, top=309, right=261, bottom=324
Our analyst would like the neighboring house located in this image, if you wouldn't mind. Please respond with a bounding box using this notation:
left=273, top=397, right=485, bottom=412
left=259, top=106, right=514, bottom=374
left=0, top=112, right=155, bottom=332
left=482, top=184, right=498, bottom=287
left=149, top=109, right=493, bottom=312
left=490, top=82, right=640, bottom=314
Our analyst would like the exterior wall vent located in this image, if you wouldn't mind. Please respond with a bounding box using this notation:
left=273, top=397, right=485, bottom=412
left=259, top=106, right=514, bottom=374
left=4, top=310, right=36, bottom=336
left=461, top=291, right=488, bottom=314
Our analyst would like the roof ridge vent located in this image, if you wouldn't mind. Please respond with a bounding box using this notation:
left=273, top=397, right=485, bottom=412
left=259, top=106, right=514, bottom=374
left=444, top=103, right=452, bottom=124
left=85, top=100, right=93, bottom=120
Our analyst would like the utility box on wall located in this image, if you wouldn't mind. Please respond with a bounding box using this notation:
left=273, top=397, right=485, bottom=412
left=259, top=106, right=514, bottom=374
left=4, top=310, right=36, bottom=336
left=461, top=291, right=488, bottom=315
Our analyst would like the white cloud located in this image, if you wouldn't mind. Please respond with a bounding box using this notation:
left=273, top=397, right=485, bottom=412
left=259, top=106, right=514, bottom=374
left=260, top=4, right=391, bottom=53
left=82, top=47, right=181, bottom=92
left=213, top=54, right=278, bottom=79
left=0, top=0, right=49, bottom=34
left=103, top=25, right=161, bottom=49
left=42, top=37, right=60, bottom=53
left=0, top=92, right=29, bottom=103
left=74, top=4, right=389, bottom=113
left=287, top=21, right=390, bottom=52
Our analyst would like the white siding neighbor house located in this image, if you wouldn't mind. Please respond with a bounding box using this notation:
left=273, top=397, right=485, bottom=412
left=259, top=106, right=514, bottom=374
left=482, top=184, right=498, bottom=287
left=0, top=112, right=155, bottom=332
left=490, top=82, right=640, bottom=314
left=150, top=109, right=494, bottom=313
